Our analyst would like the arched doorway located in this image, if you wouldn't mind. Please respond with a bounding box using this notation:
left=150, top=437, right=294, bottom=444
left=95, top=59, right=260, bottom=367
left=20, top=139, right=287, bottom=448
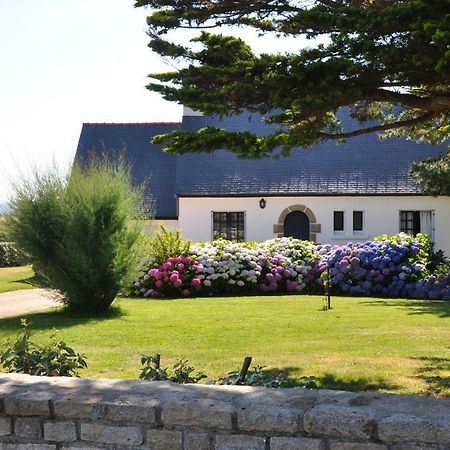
left=284, top=211, right=310, bottom=240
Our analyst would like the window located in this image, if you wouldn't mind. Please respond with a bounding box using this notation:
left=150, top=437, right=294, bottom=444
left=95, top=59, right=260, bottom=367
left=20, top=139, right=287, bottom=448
left=400, top=211, right=421, bottom=235
left=212, top=212, right=245, bottom=241
left=353, top=211, right=364, bottom=232
left=333, top=211, right=344, bottom=232
left=399, top=210, right=433, bottom=237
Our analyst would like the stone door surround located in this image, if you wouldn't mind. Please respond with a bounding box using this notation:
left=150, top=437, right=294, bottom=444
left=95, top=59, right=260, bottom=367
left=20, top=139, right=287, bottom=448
left=273, top=204, right=321, bottom=241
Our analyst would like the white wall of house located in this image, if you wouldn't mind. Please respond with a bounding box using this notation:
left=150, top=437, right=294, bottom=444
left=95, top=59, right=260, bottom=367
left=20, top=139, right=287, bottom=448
left=178, top=196, right=450, bottom=254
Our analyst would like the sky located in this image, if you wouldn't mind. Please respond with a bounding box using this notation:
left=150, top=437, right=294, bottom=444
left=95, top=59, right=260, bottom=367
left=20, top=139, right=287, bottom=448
left=0, top=0, right=179, bottom=203
left=0, top=0, right=306, bottom=204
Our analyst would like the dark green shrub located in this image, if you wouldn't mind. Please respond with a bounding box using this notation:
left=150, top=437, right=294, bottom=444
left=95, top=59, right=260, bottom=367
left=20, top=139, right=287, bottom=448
left=0, top=319, right=87, bottom=377
left=6, top=156, right=144, bottom=314
left=139, top=353, right=206, bottom=383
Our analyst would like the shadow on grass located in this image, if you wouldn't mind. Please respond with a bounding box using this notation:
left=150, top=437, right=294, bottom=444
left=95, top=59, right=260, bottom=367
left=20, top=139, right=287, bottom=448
left=18, top=272, right=47, bottom=287
left=413, top=356, right=450, bottom=396
left=316, top=373, right=400, bottom=392
left=123, top=291, right=324, bottom=302
left=361, top=298, right=450, bottom=318
left=261, top=367, right=401, bottom=392
left=0, top=304, right=126, bottom=334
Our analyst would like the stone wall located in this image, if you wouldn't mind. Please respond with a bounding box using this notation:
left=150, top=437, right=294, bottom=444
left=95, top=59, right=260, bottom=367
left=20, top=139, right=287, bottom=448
left=0, top=374, right=449, bottom=450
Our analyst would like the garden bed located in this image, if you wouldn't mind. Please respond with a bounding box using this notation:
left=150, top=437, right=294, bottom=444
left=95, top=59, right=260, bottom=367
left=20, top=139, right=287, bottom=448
left=135, top=233, right=450, bottom=300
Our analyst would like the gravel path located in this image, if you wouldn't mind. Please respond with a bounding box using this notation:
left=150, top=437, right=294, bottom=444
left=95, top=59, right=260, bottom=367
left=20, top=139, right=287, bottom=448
left=0, top=289, right=60, bottom=318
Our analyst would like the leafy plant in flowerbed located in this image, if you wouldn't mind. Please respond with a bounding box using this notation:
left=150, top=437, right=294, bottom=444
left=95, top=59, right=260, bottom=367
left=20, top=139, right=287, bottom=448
left=217, top=364, right=286, bottom=388
left=0, top=319, right=87, bottom=377
left=139, top=353, right=206, bottom=383
left=145, top=225, right=191, bottom=265
left=217, top=367, right=318, bottom=389
left=139, top=354, right=309, bottom=388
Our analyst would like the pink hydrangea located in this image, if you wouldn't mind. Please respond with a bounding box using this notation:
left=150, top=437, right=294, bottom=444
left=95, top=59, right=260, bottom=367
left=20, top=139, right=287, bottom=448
left=286, top=280, right=298, bottom=292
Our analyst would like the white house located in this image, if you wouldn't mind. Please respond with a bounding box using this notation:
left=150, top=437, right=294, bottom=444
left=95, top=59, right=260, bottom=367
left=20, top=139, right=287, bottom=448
left=75, top=107, right=450, bottom=254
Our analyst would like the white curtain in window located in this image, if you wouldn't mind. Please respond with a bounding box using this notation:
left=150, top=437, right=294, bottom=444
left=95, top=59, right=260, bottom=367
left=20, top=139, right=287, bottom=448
left=420, top=211, right=433, bottom=237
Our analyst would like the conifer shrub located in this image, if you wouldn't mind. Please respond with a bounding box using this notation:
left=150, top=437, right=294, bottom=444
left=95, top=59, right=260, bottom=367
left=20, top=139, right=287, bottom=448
left=7, top=156, right=144, bottom=314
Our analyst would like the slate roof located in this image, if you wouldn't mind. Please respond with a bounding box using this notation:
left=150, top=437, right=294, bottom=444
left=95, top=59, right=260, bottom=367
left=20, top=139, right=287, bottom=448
left=75, top=113, right=448, bottom=218
left=76, top=122, right=181, bottom=218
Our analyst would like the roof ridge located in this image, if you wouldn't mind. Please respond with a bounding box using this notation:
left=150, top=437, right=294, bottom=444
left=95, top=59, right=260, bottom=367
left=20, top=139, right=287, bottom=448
left=82, top=122, right=181, bottom=126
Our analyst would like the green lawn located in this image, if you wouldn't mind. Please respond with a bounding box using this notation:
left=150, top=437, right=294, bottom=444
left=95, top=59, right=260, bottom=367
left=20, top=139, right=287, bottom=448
left=0, top=266, right=36, bottom=293
left=0, top=295, right=449, bottom=396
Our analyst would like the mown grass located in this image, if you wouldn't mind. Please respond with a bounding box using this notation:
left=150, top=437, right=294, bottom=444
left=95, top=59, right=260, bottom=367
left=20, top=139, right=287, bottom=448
left=0, top=295, right=449, bottom=396
left=0, top=266, right=36, bottom=293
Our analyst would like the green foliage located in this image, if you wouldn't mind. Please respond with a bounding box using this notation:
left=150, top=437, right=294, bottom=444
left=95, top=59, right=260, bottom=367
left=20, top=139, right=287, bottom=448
left=170, top=358, right=207, bottom=384
left=139, top=353, right=207, bottom=383
left=375, top=232, right=432, bottom=267
left=6, top=156, right=144, bottom=314
left=299, top=376, right=319, bottom=389
left=139, top=354, right=168, bottom=381
left=0, top=319, right=87, bottom=377
left=0, top=241, right=29, bottom=268
left=139, top=354, right=305, bottom=387
left=216, top=363, right=318, bottom=389
left=136, top=1, right=450, bottom=158
left=0, top=216, right=29, bottom=267
left=375, top=232, right=450, bottom=275
left=145, top=225, right=191, bottom=265
left=411, top=151, right=450, bottom=196
left=217, top=364, right=286, bottom=388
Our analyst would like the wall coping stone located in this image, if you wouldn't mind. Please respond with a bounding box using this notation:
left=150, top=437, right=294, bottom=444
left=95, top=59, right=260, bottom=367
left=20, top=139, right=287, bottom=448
left=0, top=374, right=450, bottom=448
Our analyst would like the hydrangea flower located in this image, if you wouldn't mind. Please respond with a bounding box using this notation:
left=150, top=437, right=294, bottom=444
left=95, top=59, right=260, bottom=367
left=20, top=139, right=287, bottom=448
left=133, top=233, right=450, bottom=300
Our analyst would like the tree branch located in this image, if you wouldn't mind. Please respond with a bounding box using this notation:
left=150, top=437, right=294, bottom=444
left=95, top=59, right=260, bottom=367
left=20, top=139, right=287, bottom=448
left=317, top=111, right=436, bottom=139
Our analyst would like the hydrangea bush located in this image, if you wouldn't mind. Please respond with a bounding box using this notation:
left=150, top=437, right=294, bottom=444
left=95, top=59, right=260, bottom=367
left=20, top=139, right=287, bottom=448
left=134, top=233, right=450, bottom=300
left=318, top=233, right=450, bottom=300
left=135, top=238, right=320, bottom=298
